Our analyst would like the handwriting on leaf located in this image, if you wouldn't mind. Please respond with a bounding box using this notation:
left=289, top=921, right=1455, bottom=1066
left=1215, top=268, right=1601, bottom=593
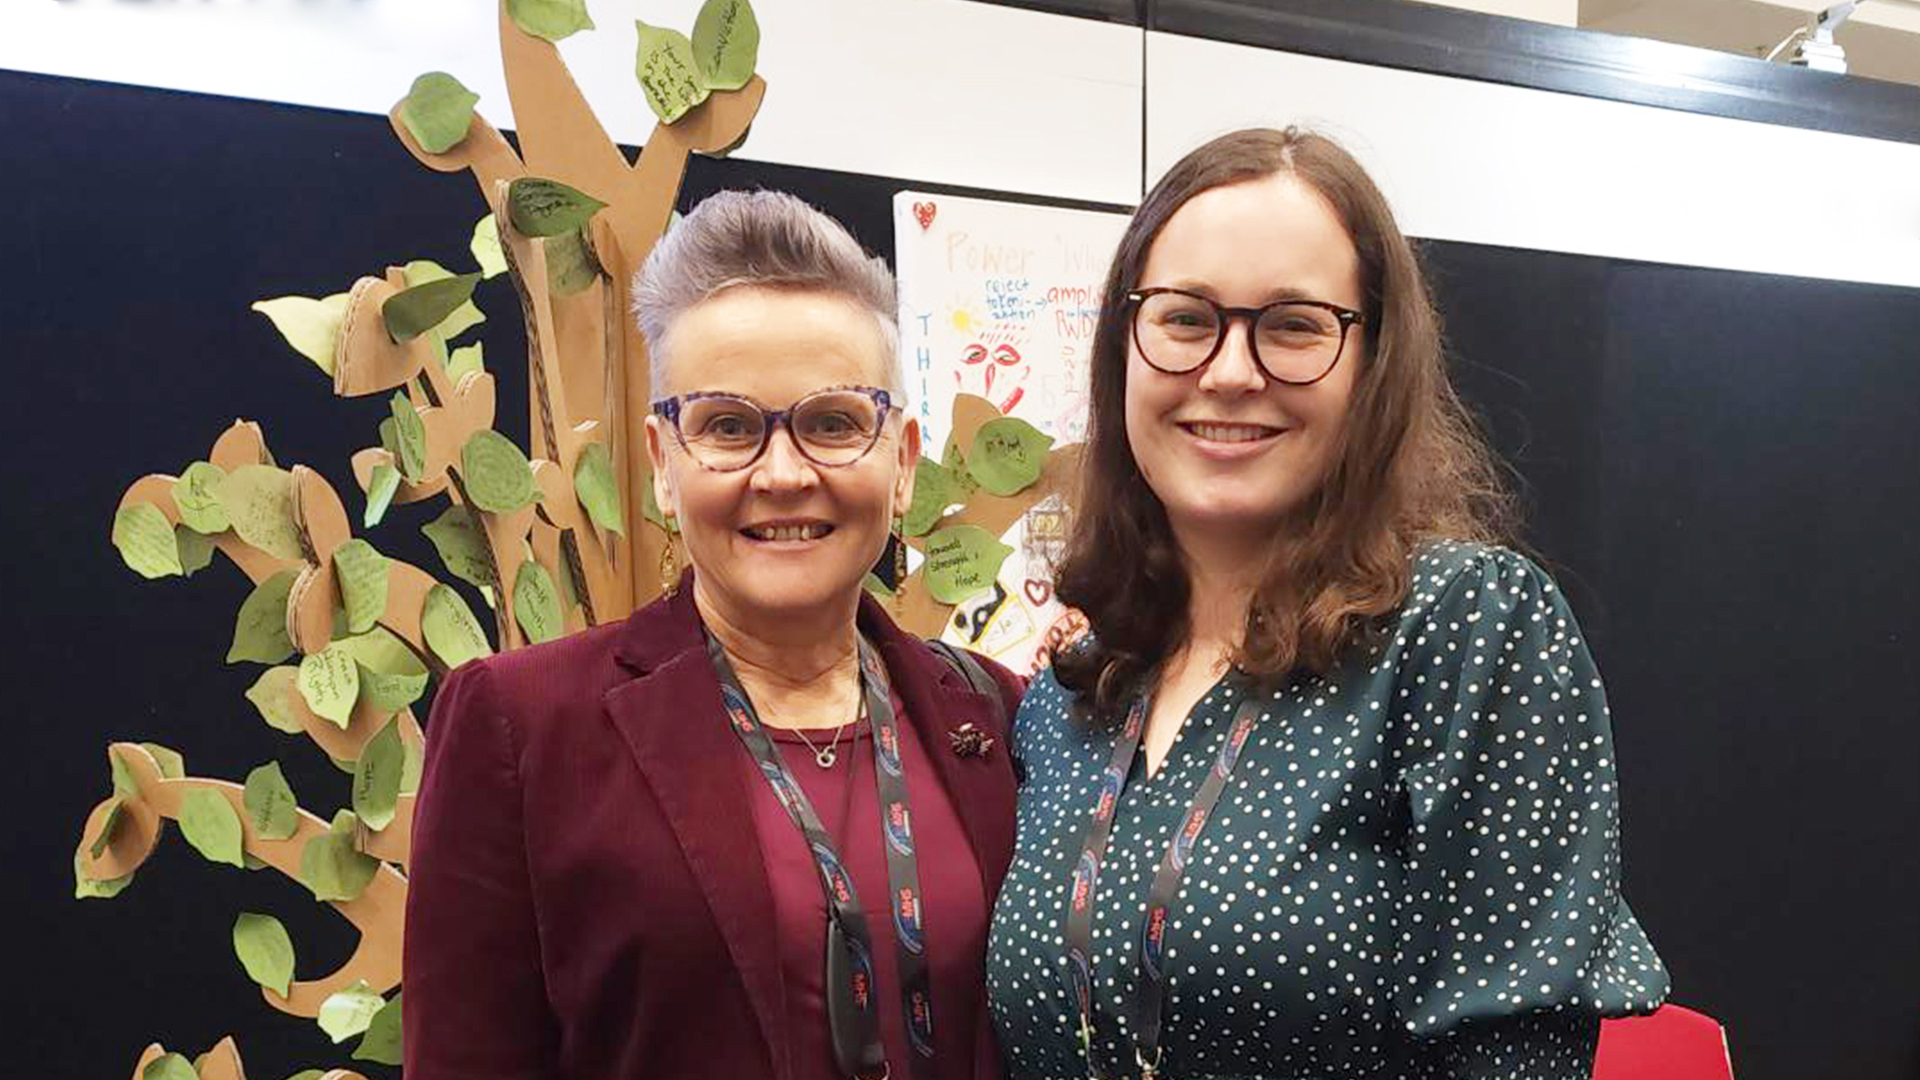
left=332, top=539, right=390, bottom=635
left=421, top=505, right=495, bottom=589
left=968, top=417, right=1053, bottom=496
left=461, top=429, right=536, bottom=512
left=513, top=559, right=564, bottom=645
left=545, top=227, right=602, bottom=296
left=353, top=717, right=406, bottom=832
left=113, top=503, right=183, bottom=579
left=506, top=177, right=608, bottom=238
left=217, top=464, right=305, bottom=560
left=692, top=0, right=760, bottom=91
left=422, top=584, right=493, bottom=670
left=635, top=21, right=710, bottom=124
left=398, top=72, right=479, bottom=155
left=298, top=646, right=360, bottom=729
left=173, top=461, right=230, bottom=534
left=243, top=761, right=300, bottom=840
left=921, top=525, right=1014, bottom=605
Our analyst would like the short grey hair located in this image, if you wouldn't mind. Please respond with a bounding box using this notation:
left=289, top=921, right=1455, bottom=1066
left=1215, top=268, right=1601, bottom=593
left=633, top=189, right=904, bottom=401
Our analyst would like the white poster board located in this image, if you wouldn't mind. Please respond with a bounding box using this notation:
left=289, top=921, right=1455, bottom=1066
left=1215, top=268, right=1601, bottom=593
left=893, top=191, right=1129, bottom=675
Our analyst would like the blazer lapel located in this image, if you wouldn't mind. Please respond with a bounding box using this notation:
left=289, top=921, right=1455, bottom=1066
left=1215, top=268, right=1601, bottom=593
left=864, top=598, right=1019, bottom=897
left=602, top=588, right=788, bottom=1080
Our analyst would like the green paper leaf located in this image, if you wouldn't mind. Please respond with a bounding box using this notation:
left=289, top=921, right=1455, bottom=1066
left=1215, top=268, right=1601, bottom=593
left=920, top=524, right=1013, bottom=605
left=941, top=441, right=980, bottom=498
left=422, top=505, right=495, bottom=588
left=173, top=462, right=230, bottom=534
left=352, top=717, right=406, bottom=832
left=967, top=417, right=1054, bottom=496
left=229, top=571, right=298, bottom=665
left=217, top=465, right=305, bottom=561
left=545, top=227, right=601, bottom=296
left=512, top=559, right=564, bottom=645
left=176, top=526, right=216, bottom=577
left=318, top=981, right=386, bottom=1043
left=73, top=852, right=135, bottom=900
left=691, top=0, right=759, bottom=91
left=357, top=663, right=428, bottom=712
left=252, top=294, right=350, bottom=376
left=299, top=810, right=380, bottom=902
left=398, top=72, right=479, bottom=155
left=861, top=571, right=894, bottom=600
left=363, top=464, right=401, bottom=529
left=506, top=177, right=608, bottom=239
left=462, top=429, right=536, bottom=512
left=89, top=798, right=123, bottom=860
left=113, top=503, right=183, bottom=579
left=334, top=625, right=429, bottom=676
left=298, top=646, right=361, bottom=729
left=384, top=272, right=481, bottom=344
left=233, top=912, right=296, bottom=998
left=422, top=584, right=493, bottom=669
left=245, top=667, right=305, bottom=735
left=354, top=991, right=404, bottom=1065
left=470, top=215, right=507, bottom=280
left=142, top=1052, right=198, bottom=1080
left=903, top=456, right=956, bottom=537
left=243, top=762, right=299, bottom=840
left=110, top=749, right=139, bottom=799
left=401, top=260, right=486, bottom=341
left=142, top=742, right=186, bottom=779
left=573, top=443, right=625, bottom=537
left=634, top=21, right=709, bottom=124
left=508, top=0, right=594, bottom=42
left=179, top=789, right=246, bottom=869
left=446, top=342, right=486, bottom=383
left=331, top=540, right=390, bottom=635
left=388, top=393, right=428, bottom=483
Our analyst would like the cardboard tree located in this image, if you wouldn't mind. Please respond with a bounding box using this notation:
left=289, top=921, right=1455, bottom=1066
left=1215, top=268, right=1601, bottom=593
left=77, top=2, right=1070, bottom=1076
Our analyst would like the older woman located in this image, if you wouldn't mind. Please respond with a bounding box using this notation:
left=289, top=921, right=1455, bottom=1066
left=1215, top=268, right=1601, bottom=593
left=988, top=129, right=1668, bottom=1079
left=405, top=190, right=1024, bottom=1080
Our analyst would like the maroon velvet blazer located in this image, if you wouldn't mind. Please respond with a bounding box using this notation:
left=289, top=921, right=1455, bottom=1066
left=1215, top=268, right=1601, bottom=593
left=403, top=583, right=1025, bottom=1080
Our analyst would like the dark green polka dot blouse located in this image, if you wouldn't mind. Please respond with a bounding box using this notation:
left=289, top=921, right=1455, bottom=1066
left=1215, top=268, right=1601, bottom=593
left=987, top=542, right=1669, bottom=1079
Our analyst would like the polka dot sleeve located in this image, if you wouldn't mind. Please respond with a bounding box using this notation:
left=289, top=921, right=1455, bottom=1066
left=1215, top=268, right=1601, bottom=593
left=1390, top=549, right=1669, bottom=1077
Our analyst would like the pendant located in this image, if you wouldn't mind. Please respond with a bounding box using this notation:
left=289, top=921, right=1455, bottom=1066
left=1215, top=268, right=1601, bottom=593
left=814, top=747, right=837, bottom=768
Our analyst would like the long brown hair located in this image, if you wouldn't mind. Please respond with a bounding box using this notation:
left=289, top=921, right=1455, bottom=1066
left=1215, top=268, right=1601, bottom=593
left=1053, top=127, right=1518, bottom=717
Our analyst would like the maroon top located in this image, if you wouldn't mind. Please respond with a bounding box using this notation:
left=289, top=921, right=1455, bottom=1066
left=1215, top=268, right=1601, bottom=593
left=403, top=585, right=1026, bottom=1080
left=750, top=691, right=994, bottom=1080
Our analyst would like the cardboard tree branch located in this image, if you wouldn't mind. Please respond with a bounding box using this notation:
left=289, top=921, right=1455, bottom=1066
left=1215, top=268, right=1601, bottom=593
left=86, top=3, right=775, bottom=1073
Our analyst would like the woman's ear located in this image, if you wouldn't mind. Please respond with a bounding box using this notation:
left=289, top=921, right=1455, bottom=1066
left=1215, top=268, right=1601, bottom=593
left=643, top=414, right=677, bottom=523
left=893, top=415, right=922, bottom=519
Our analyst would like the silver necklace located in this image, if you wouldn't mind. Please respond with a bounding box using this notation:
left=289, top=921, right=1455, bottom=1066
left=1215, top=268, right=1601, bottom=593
left=792, top=696, right=866, bottom=768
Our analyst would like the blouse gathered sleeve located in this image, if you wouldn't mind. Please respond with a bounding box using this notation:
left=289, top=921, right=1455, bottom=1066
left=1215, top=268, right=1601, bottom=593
left=1390, top=548, right=1669, bottom=1079
left=403, top=661, right=561, bottom=1080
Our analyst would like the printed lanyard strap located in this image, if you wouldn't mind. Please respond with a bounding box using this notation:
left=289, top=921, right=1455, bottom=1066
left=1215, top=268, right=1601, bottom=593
left=707, top=632, right=936, bottom=1080
left=1062, top=689, right=1261, bottom=1079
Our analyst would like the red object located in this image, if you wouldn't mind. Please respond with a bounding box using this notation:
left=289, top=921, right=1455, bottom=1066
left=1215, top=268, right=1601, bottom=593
left=1593, top=1004, right=1734, bottom=1080
left=913, top=200, right=937, bottom=229
left=404, top=585, right=1026, bottom=1080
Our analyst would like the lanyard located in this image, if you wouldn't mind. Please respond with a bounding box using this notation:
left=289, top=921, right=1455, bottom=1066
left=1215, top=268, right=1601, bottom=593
left=707, top=632, right=935, bottom=1080
left=1062, top=688, right=1261, bottom=1080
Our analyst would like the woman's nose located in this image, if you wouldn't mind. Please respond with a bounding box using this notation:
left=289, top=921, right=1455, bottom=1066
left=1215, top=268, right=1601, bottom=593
left=749, top=425, right=819, bottom=491
left=1198, top=321, right=1267, bottom=394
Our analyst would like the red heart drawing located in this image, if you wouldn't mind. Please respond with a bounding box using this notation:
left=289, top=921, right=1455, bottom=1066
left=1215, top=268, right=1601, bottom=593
left=912, top=200, right=936, bottom=230
left=1024, top=578, right=1052, bottom=607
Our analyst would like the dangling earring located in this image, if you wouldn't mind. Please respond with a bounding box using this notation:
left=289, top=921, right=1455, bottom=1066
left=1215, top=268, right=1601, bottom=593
left=659, top=534, right=679, bottom=596
left=892, top=518, right=908, bottom=614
